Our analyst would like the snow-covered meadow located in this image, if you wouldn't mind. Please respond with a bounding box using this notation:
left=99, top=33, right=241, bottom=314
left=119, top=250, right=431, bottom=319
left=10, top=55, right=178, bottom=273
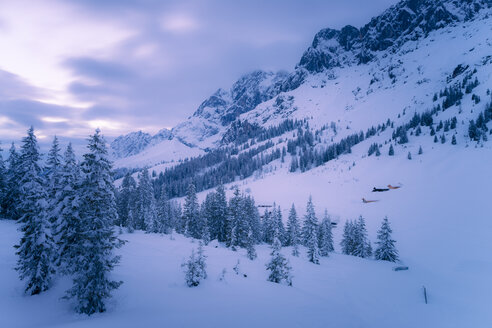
left=1, top=143, right=491, bottom=328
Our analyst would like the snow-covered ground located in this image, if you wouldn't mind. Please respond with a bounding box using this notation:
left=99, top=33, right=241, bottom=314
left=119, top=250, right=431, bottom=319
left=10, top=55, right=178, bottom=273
left=1, top=143, right=491, bottom=328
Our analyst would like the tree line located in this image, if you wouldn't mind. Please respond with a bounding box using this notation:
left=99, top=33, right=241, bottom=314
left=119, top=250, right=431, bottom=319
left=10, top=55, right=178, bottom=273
left=0, top=128, right=121, bottom=315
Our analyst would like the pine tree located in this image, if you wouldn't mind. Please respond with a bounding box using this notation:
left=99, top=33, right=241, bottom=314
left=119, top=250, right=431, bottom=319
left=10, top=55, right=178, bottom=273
left=418, top=146, right=423, bottom=155
left=352, top=216, right=372, bottom=258
left=156, top=186, right=173, bottom=234
left=183, top=183, right=203, bottom=239
left=407, top=152, right=412, bottom=160
left=66, top=129, right=122, bottom=315
left=116, top=173, right=137, bottom=228
left=228, top=187, right=249, bottom=248
left=266, top=237, right=292, bottom=286
left=182, top=243, right=207, bottom=287
left=303, top=197, right=319, bottom=264
left=451, top=134, right=457, bottom=145
left=214, top=185, right=228, bottom=243
left=52, top=143, right=82, bottom=272
left=341, top=220, right=355, bottom=255
left=261, top=208, right=275, bottom=244
left=318, top=210, right=334, bottom=256
left=135, top=169, right=157, bottom=232
left=5, top=143, right=21, bottom=220
left=286, top=204, right=301, bottom=256
left=272, top=205, right=286, bottom=245
left=45, top=137, right=63, bottom=253
left=0, top=142, right=6, bottom=217
left=15, top=127, right=55, bottom=295
left=375, top=217, right=399, bottom=262
left=245, top=227, right=257, bottom=260
left=388, top=144, right=394, bottom=156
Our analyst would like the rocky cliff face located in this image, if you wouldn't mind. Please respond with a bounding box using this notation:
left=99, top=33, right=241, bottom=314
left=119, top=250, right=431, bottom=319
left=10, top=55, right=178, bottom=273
left=297, top=0, right=490, bottom=73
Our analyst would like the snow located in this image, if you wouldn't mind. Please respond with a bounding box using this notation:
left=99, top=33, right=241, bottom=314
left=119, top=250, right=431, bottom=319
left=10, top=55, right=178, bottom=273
left=113, top=137, right=204, bottom=169
left=2, top=142, right=492, bottom=327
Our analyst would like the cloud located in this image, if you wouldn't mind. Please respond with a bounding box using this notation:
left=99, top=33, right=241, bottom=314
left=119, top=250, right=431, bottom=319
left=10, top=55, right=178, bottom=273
left=0, top=0, right=401, bottom=147
left=161, top=13, right=199, bottom=33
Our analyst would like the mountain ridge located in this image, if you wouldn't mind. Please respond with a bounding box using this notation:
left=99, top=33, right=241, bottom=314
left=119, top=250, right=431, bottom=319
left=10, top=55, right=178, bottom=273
left=110, top=0, right=491, bottom=166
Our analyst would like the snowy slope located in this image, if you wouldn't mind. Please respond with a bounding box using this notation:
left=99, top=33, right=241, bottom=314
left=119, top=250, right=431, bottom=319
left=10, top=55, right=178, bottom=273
left=113, top=137, right=204, bottom=169
left=1, top=145, right=492, bottom=328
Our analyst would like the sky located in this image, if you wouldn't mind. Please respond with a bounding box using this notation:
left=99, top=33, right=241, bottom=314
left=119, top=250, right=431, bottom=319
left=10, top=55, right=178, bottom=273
left=0, top=0, right=399, bottom=149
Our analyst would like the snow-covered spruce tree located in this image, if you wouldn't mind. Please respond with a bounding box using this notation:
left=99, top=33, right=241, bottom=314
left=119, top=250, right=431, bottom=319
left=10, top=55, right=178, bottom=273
left=52, top=143, right=82, bottom=272
left=0, top=142, right=6, bottom=217
left=273, top=205, right=286, bottom=245
left=182, top=243, right=207, bottom=287
left=318, top=210, right=334, bottom=256
left=266, top=237, right=292, bottom=286
left=116, top=173, right=137, bottom=229
left=5, top=143, right=22, bottom=220
left=388, top=144, right=395, bottom=156
left=156, top=186, right=173, bottom=234
left=45, top=136, right=63, bottom=253
left=303, top=197, right=320, bottom=264
left=135, top=169, right=158, bottom=232
left=228, top=187, right=249, bottom=248
left=243, top=195, right=261, bottom=243
left=286, top=204, right=301, bottom=256
left=340, top=220, right=355, bottom=255
left=15, top=127, right=55, bottom=295
left=375, top=216, right=399, bottom=262
left=353, top=216, right=372, bottom=258
left=246, top=226, right=257, bottom=260
left=66, top=129, right=122, bottom=315
left=183, top=183, right=203, bottom=239
left=261, top=207, right=275, bottom=244
left=214, top=185, right=228, bottom=242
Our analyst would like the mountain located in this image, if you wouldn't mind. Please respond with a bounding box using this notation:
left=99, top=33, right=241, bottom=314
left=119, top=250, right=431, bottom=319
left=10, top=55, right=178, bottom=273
left=112, top=0, right=491, bottom=172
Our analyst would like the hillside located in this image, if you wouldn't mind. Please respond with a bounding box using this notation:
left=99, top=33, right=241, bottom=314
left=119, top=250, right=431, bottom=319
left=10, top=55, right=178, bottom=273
left=2, top=144, right=491, bottom=328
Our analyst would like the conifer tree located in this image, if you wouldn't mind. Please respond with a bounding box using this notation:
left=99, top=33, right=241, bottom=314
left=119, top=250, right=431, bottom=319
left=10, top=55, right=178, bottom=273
left=52, top=143, right=82, bottom=272
left=15, top=127, right=55, bottom=295
left=156, top=186, right=173, bottom=234
left=182, top=243, right=207, bottom=287
left=116, top=173, right=137, bottom=228
left=303, top=197, right=320, bottom=264
left=5, top=143, right=21, bottom=220
left=341, top=220, right=355, bottom=255
left=214, top=185, right=228, bottom=242
left=353, top=216, right=372, bottom=258
left=451, top=134, right=457, bottom=145
left=407, top=152, right=412, bottom=160
left=286, top=204, right=301, bottom=256
left=261, top=208, right=275, bottom=244
left=135, top=169, right=157, bottom=232
left=45, top=137, right=63, bottom=248
left=66, top=129, right=122, bottom=315
left=388, top=144, right=394, bottom=156
left=374, top=217, right=399, bottom=262
left=418, top=146, right=423, bottom=155
left=228, top=187, right=249, bottom=248
left=266, top=237, right=292, bottom=286
left=318, top=210, right=334, bottom=256
left=0, top=142, right=6, bottom=216
left=245, top=227, right=257, bottom=260
left=243, top=195, right=261, bottom=242
left=272, top=205, right=286, bottom=245
left=183, top=183, right=203, bottom=239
